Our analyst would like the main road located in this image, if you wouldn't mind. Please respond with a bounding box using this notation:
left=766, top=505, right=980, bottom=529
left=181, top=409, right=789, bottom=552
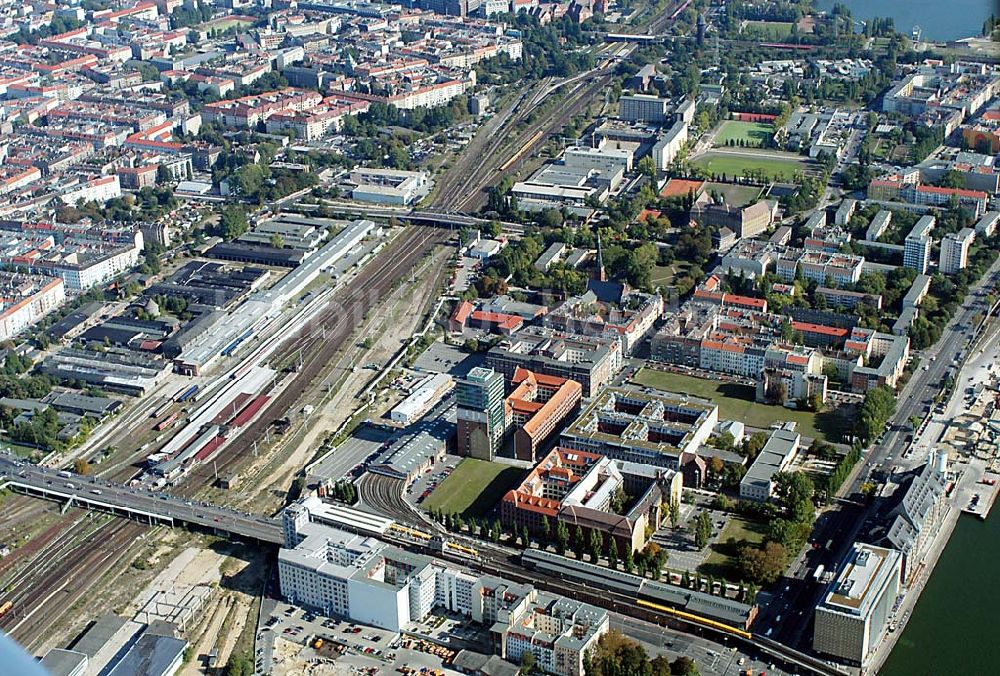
left=770, top=257, right=1000, bottom=649
left=0, top=455, right=282, bottom=543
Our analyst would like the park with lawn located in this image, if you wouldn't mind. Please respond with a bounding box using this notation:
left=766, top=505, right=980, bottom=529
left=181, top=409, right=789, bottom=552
left=631, top=367, right=848, bottom=444
left=422, top=458, right=524, bottom=517
left=699, top=516, right=768, bottom=580
left=713, top=120, right=775, bottom=149
left=692, top=149, right=812, bottom=183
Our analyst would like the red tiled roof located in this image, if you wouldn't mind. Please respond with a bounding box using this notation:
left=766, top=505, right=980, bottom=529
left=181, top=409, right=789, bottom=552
left=791, top=320, right=849, bottom=338
left=915, top=184, right=988, bottom=199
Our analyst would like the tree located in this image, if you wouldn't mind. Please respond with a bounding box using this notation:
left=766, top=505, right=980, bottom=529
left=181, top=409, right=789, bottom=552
left=519, top=649, right=536, bottom=674
left=650, top=654, right=673, bottom=676
left=624, top=547, right=635, bottom=574
left=774, top=471, right=816, bottom=523
left=669, top=499, right=681, bottom=528
left=573, top=525, right=585, bottom=559
left=219, top=206, right=249, bottom=240
left=555, top=521, right=570, bottom=555
left=223, top=652, right=253, bottom=676
left=671, top=656, right=700, bottom=676
left=607, top=538, right=619, bottom=568
left=694, top=511, right=712, bottom=549
left=708, top=456, right=725, bottom=479
left=712, top=431, right=735, bottom=452
left=856, top=384, right=897, bottom=443
left=638, top=155, right=657, bottom=179
left=73, top=458, right=91, bottom=475
left=738, top=542, right=788, bottom=585
left=521, top=525, right=531, bottom=549
left=589, top=529, right=604, bottom=562
left=742, top=432, right=769, bottom=460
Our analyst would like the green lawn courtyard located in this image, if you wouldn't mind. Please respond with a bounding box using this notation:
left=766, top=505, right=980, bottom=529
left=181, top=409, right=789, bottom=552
left=701, top=181, right=763, bottom=207
left=700, top=516, right=768, bottom=580
left=693, top=150, right=811, bottom=183
left=632, top=368, right=844, bottom=443
left=422, top=458, right=524, bottom=517
left=713, top=121, right=775, bottom=148
left=651, top=260, right=692, bottom=287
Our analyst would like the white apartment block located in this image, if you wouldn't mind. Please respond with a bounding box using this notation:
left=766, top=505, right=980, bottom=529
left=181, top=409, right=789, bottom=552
left=0, top=274, right=65, bottom=341
left=939, top=227, right=974, bottom=274
left=903, top=215, right=935, bottom=274
left=866, top=210, right=892, bottom=241
left=278, top=497, right=608, bottom=675
left=652, top=120, right=689, bottom=170
left=775, top=250, right=864, bottom=287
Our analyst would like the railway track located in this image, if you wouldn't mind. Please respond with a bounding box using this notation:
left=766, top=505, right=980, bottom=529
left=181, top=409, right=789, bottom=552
left=0, top=516, right=141, bottom=650
left=0, top=225, right=449, bottom=649
left=431, top=68, right=613, bottom=213
left=183, top=225, right=448, bottom=487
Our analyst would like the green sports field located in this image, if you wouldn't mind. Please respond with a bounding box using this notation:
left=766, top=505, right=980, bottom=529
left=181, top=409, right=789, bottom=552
left=693, top=150, right=810, bottom=183
left=713, top=121, right=775, bottom=148
left=701, top=181, right=763, bottom=207
left=743, top=20, right=794, bottom=40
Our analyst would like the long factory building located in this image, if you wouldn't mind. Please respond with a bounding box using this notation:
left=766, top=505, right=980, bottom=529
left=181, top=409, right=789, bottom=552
left=173, top=219, right=377, bottom=374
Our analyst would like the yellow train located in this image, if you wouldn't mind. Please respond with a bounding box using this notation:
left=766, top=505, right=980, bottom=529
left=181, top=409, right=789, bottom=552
left=636, top=598, right=752, bottom=640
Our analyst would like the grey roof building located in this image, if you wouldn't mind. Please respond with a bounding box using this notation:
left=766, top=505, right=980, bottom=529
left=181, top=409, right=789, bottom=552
left=739, top=429, right=801, bottom=502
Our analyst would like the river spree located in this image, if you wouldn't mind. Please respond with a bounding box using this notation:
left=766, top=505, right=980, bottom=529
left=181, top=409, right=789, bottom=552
left=816, top=0, right=993, bottom=42
left=880, top=508, right=1000, bottom=675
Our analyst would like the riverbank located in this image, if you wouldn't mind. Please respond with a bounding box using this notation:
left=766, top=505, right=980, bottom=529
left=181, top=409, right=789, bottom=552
left=879, top=499, right=1000, bottom=675
left=866, top=456, right=984, bottom=674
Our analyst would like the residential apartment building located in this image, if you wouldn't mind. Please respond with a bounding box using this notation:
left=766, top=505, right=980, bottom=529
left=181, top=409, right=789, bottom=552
left=541, top=288, right=663, bottom=356
left=903, top=215, right=935, bottom=274
left=500, top=447, right=682, bottom=554
left=0, top=273, right=66, bottom=341
left=775, top=250, right=864, bottom=287
left=939, top=228, right=975, bottom=274
left=279, top=497, right=607, bottom=675
left=885, top=451, right=949, bottom=584
left=486, top=328, right=622, bottom=397
left=866, top=210, right=893, bottom=241
left=739, top=429, right=800, bottom=502
left=813, top=543, right=903, bottom=667
left=651, top=120, right=689, bottom=170
left=974, top=211, right=1000, bottom=237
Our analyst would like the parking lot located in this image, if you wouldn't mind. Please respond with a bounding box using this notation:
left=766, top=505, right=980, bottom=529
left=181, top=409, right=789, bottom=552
left=412, top=342, right=484, bottom=377
left=406, top=453, right=462, bottom=505
left=258, top=599, right=476, bottom=675
left=651, top=495, right=732, bottom=574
